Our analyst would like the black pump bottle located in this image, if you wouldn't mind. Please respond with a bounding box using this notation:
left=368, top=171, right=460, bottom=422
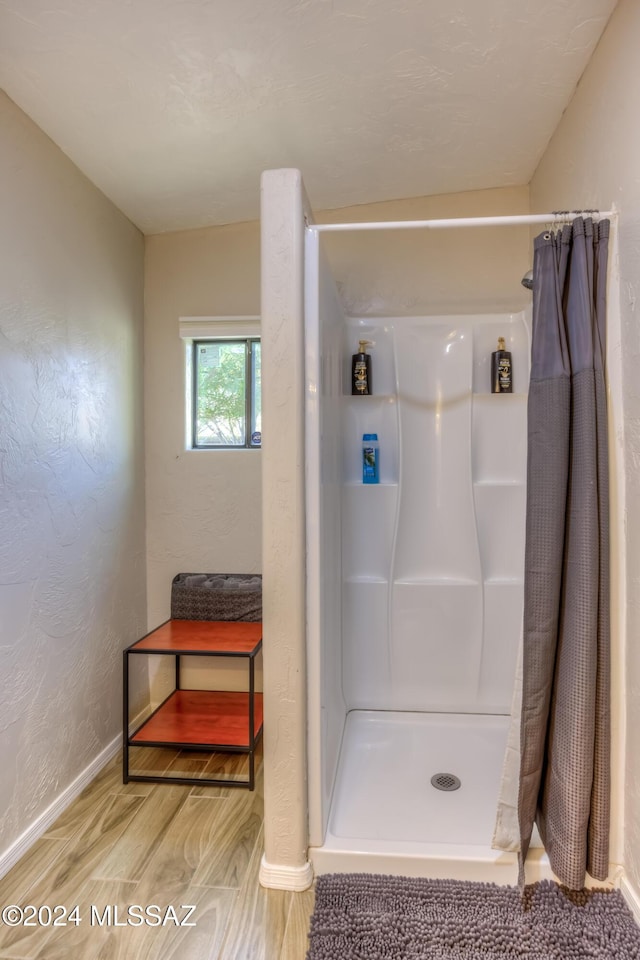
left=491, top=337, right=513, bottom=393
left=352, top=340, right=373, bottom=395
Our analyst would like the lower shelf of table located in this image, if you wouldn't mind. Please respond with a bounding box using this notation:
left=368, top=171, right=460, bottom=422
left=130, top=689, right=263, bottom=749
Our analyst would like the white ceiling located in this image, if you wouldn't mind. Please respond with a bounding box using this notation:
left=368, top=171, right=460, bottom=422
left=0, top=0, right=617, bottom=234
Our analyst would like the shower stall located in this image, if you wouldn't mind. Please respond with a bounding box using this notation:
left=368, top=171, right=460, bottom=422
left=305, top=228, right=540, bottom=881
left=258, top=172, right=623, bottom=892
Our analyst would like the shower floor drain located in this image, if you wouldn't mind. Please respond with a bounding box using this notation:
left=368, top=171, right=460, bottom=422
left=430, top=772, right=461, bottom=792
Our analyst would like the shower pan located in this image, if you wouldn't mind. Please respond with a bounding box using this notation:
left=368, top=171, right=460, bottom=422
left=305, top=229, right=545, bottom=882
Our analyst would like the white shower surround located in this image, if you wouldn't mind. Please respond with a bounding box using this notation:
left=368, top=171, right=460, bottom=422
left=259, top=168, right=625, bottom=892
left=306, top=224, right=539, bottom=880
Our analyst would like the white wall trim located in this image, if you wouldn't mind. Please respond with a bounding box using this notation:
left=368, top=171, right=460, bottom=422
left=304, top=225, right=323, bottom=848
left=259, top=853, right=314, bottom=891
left=178, top=315, right=260, bottom=339
left=0, top=735, right=120, bottom=881
left=620, top=876, right=640, bottom=926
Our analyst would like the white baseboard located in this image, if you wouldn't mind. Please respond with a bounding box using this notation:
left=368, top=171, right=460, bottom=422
left=620, top=875, right=640, bottom=926
left=259, top=853, right=314, bottom=891
left=0, top=708, right=148, bottom=883
left=0, top=735, right=120, bottom=881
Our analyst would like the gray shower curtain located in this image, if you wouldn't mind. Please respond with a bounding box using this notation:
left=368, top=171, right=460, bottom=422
left=518, top=217, right=610, bottom=890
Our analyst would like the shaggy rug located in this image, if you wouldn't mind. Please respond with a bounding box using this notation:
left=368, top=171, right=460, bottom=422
left=306, top=874, right=640, bottom=959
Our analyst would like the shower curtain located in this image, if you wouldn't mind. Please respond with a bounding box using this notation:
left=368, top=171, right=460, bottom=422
left=498, top=217, right=611, bottom=890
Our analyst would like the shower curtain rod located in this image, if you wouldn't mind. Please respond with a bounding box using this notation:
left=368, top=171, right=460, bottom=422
left=311, top=210, right=616, bottom=233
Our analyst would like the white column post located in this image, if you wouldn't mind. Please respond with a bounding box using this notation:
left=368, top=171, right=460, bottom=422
left=259, top=169, right=313, bottom=891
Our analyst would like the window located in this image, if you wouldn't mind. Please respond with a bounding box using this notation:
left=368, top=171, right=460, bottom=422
left=192, top=338, right=261, bottom=448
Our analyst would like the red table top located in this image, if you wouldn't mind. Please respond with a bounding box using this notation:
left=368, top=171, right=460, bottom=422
left=129, top=619, right=262, bottom=655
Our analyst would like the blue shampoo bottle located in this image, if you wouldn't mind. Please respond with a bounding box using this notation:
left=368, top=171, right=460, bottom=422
left=362, top=433, right=380, bottom=484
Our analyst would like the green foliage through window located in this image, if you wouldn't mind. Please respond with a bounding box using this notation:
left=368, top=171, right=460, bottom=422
left=193, top=339, right=261, bottom=448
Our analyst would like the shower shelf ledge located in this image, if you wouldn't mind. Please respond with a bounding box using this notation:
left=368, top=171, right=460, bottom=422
left=345, top=576, right=388, bottom=585
left=393, top=577, right=480, bottom=587
left=472, top=392, right=528, bottom=400
left=343, top=481, right=398, bottom=488
left=473, top=480, right=525, bottom=487
left=344, top=394, right=396, bottom=402
left=484, top=577, right=524, bottom=585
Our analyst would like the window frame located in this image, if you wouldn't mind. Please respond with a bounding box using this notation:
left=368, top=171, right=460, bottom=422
left=191, top=336, right=261, bottom=450
left=178, top=314, right=262, bottom=453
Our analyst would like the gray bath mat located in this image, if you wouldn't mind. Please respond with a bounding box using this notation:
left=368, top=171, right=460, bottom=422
left=307, top=874, right=640, bottom=958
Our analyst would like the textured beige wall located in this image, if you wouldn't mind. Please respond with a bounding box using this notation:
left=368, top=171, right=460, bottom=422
left=0, top=91, right=146, bottom=864
left=529, top=0, right=635, bottom=891
left=144, top=222, right=262, bottom=632
left=144, top=223, right=263, bottom=696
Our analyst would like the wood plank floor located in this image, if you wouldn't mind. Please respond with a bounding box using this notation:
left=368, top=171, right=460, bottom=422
left=0, top=746, right=315, bottom=960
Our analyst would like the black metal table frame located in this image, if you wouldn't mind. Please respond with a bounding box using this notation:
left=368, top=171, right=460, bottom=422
left=123, top=620, right=263, bottom=790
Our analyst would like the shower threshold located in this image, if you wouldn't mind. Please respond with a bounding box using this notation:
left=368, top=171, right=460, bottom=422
left=310, top=710, right=548, bottom=884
